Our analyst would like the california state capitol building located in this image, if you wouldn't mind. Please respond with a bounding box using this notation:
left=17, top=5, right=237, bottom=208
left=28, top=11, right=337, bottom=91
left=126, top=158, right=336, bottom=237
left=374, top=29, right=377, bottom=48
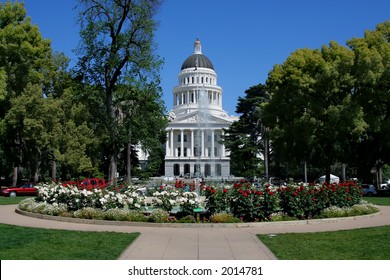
left=162, top=38, right=238, bottom=178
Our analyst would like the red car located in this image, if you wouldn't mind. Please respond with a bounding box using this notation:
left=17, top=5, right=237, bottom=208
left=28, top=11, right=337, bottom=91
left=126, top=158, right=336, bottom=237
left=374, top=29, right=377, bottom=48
left=0, top=182, right=37, bottom=197
left=78, top=178, right=107, bottom=191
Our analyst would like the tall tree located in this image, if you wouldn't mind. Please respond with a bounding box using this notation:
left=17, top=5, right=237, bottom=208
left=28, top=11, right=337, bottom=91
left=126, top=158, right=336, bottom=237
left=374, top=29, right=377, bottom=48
left=75, top=0, right=163, bottom=181
left=347, top=21, right=390, bottom=182
left=223, top=84, right=269, bottom=178
left=263, top=42, right=367, bottom=182
left=0, top=1, right=55, bottom=185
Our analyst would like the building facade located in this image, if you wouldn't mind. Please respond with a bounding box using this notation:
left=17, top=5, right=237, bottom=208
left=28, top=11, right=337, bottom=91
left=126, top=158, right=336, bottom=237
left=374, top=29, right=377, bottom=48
left=164, top=39, right=238, bottom=178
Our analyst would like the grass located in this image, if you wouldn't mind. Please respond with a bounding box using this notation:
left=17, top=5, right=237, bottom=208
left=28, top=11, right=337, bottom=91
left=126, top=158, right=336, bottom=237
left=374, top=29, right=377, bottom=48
left=0, top=223, right=139, bottom=260
left=363, top=196, right=390, bottom=206
left=258, top=226, right=390, bottom=259
left=0, top=196, right=29, bottom=205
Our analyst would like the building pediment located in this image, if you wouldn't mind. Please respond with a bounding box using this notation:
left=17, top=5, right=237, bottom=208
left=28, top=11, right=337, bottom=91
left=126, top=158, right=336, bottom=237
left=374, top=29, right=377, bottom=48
left=169, top=111, right=236, bottom=125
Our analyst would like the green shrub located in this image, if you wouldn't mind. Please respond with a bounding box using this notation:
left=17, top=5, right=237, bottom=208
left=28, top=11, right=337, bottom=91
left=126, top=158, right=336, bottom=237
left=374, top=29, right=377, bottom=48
left=125, top=211, right=148, bottom=222
left=176, top=215, right=197, bottom=223
left=73, top=207, right=105, bottom=220
left=148, top=209, right=170, bottom=223
left=270, top=212, right=299, bottom=222
left=209, top=212, right=242, bottom=223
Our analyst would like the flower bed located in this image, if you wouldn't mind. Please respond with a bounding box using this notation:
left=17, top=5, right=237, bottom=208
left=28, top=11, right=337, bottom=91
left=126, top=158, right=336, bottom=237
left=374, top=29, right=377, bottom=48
left=19, top=180, right=379, bottom=223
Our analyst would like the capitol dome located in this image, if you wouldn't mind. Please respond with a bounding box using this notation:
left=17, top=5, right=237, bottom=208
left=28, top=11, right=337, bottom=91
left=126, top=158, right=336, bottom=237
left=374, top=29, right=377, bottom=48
left=180, top=38, right=214, bottom=70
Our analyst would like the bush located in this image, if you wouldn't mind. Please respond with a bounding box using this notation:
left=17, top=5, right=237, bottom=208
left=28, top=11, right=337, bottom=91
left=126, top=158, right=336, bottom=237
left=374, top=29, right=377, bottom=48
left=148, top=209, right=170, bottom=223
left=204, top=186, right=230, bottom=215
left=73, top=207, right=105, bottom=220
left=230, top=181, right=279, bottom=222
left=209, top=212, right=242, bottom=223
left=176, top=215, right=196, bottom=223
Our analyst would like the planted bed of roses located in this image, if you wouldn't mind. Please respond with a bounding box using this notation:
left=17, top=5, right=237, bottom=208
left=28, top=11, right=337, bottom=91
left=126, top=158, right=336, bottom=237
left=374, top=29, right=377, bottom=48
left=26, top=180, right=367, bottom=222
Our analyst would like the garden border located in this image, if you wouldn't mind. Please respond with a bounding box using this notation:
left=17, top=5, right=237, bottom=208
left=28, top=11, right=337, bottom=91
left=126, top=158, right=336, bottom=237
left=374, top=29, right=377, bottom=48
left=15, top=207, right=382, bottom=228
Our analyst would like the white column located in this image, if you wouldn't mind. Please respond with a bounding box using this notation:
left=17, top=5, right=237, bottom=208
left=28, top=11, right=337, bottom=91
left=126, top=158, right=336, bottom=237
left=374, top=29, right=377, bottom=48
left=211, top=129, right=215, bottom=157
left=191, top=129, right=194, bottom=157
left=170, top=129, right=174, bottom=156
left=201, top=129, right=205, bottom=157
left=221, top=130, right=226, bottom=157
left=180, top=129, right=184, bottom=157
left=165, top=131, right=169, bottom=157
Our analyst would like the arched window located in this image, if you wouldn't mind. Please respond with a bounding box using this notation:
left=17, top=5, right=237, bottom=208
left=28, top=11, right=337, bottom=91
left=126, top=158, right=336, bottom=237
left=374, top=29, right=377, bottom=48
left=184, top=164, right=190, bottom=174
left=205, top=164, right=211, bottom=177
left=174, top=164, right=180, bottom=176
left=215, top=164, right=221, bottom=176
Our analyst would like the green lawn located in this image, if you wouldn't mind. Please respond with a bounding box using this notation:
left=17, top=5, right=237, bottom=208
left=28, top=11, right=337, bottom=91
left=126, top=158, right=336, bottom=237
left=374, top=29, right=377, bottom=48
left=258, top=225, right=390, bottom=259
left=363, top=196, right=390, bottom=206
left=0, top=196, right=29, bottom=205
left=0, top=223, right=139, bottom=260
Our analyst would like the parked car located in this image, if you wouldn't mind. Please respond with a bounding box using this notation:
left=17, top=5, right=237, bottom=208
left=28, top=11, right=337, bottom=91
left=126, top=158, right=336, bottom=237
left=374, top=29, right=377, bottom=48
left=0, top=182, right=37, bottom=197
left=78, top=178, right=107, bottom=190
left=362, top=184, right=377, bottom=196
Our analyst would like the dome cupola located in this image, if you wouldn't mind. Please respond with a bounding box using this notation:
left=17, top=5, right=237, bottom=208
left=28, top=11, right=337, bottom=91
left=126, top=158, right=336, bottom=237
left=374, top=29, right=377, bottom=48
left=181, top=38, right=214, bottom=70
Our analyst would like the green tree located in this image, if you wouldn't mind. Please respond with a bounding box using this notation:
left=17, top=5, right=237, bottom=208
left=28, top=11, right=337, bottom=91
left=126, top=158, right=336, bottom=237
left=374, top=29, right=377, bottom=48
left=224, top=84, right=269, bottom=178
left=263, top=42, right=367, bottom=182
left=74, top=0, right=164, bottom=181
left=347, top=21, right=390, bottom=182
left=0, top=1, right=55, bottom=185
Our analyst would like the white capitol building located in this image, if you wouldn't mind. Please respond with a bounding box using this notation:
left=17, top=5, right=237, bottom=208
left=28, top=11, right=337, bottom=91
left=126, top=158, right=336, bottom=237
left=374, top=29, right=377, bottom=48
left=163, top=38, right=238, bottom=178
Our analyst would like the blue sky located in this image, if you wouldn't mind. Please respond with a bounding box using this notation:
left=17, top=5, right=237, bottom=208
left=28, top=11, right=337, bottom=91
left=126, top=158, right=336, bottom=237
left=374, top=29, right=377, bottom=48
left=20, top=0, right=389, bottom=115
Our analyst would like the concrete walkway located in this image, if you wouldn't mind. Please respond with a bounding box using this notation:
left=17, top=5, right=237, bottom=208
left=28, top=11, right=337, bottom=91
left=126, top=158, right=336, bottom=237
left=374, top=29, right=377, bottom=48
left=1, top=204, right=390, bottom=260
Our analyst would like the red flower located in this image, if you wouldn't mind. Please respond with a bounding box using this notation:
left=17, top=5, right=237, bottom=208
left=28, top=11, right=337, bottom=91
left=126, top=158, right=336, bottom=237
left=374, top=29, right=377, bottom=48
left=243, top=192, right=248, bottom=197
left=257, top=191, right=263, bottom=195
left=159, top=185, right=163, bottom=190
left=293, top=192, right=298, bottom=197
left=211, top=189, right=216, bottom=194
left=223, top=189, right=228, bottom=193
left=347, top=197, right=351, bottom=201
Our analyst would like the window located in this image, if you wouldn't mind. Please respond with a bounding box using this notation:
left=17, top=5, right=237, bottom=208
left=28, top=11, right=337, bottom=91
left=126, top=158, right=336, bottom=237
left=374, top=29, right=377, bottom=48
left=184, top=134, right=187, bottom=142
left=184, top=164, right=190, bottom=174
left=207, top=147, right=212, bottom=157
left=184, top=147, right=187, bottom=157
left=205, top=164, right=211, bottom=177
left=174, top=164, right=180, bottom=176
left=194, top=147, right=201, bottom=157
left=215, top=164, right=221, bottom=176
left=177, top=147, right=181, bottom=157
left=214, top=147, right=218, bottom=157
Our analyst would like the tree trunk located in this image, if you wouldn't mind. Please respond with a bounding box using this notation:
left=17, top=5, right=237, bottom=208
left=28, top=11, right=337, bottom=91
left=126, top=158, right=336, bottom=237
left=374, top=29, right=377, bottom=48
left=341, top=163, right=347, bottom=182
left=108, top=154, right=117, bottom=183
left=51, top=160, right=57, bottom=181
left=264, top=136, right=269, bottom=181
left=325, top=164, right=331, bottom=183
left=126, top=141, right=131, bottom=181
left=12, top=166, right=18, bottom=187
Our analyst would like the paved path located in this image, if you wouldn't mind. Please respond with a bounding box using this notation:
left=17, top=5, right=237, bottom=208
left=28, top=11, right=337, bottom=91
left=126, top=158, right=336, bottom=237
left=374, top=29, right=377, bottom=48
left=1, top=204, right=390, bottom=260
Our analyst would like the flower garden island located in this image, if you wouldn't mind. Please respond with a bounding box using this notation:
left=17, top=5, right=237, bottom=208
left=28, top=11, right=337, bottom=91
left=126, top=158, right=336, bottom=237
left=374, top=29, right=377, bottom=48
left=18, top=179, right=379, bottom=224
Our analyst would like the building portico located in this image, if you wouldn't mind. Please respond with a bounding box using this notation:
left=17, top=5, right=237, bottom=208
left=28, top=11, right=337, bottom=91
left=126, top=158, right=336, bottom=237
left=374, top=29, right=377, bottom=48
left=164, top=39, right=237, bottom=178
